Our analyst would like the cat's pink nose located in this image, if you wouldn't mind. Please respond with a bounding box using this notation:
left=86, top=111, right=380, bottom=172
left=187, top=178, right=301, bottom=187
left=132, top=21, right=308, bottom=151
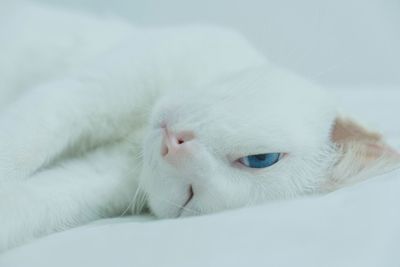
left=161, top=128, right=195, bottom=160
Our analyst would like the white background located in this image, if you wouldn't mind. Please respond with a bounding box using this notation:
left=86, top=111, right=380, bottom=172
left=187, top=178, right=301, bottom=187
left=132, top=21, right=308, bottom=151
left=35, top=0, right=400, bottom=87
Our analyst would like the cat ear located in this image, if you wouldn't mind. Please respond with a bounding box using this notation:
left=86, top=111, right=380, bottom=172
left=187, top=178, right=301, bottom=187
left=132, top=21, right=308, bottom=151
left=323, top=117, right=400, bottom=192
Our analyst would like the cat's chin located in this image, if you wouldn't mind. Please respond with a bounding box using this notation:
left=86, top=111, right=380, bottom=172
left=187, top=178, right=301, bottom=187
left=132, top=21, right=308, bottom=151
left=147, top=192, right=201, bottom=219
left=150, top=206, right=198, bottom=219
left=178, top=209, right=198, bottom=218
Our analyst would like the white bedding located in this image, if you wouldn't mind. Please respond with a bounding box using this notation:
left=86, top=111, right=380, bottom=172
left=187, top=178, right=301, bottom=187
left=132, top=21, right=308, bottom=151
left=0, top=88, right=399, bottom=267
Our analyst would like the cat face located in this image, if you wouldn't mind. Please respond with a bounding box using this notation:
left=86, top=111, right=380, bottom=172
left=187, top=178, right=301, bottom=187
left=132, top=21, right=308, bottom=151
left=139, top=67, right=337, bottom=218
left=139, top=67, right=399, bottom=218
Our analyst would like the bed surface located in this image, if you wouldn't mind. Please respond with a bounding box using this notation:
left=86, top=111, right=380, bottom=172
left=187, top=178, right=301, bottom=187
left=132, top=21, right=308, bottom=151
left=0, top=88, right=399, bottom=267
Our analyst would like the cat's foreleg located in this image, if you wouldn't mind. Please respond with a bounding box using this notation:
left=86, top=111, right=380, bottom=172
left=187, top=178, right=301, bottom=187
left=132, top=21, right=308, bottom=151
left=0, top=74, right=150, bottom=181
left=0, top=144, right=139, bottom=252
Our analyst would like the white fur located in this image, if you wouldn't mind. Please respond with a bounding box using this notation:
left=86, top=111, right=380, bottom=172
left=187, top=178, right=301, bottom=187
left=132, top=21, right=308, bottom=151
left=0, top=2, right=397, bottom=251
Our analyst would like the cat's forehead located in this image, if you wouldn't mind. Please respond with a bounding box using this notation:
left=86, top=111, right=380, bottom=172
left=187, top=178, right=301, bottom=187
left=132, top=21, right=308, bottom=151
left=158, top=67, right=336, bottom=150
left=213, top=68, right=326, bottom=107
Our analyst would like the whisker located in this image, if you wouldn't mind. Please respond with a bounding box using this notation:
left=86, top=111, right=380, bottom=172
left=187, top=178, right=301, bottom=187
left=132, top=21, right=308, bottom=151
left=119, top=182, right=146, bottom=216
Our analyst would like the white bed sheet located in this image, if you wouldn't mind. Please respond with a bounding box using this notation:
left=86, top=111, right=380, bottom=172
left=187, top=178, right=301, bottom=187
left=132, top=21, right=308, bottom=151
left=0, top=88, right=399, bottom=267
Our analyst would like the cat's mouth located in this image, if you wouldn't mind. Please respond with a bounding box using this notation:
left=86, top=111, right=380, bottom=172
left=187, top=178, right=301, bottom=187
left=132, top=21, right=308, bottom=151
left=183, top=185, right=194, bottom=207
left=178, top=185, right=194, bottom=217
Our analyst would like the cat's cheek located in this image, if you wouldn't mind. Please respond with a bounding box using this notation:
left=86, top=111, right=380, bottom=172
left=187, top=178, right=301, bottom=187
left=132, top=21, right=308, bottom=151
left=143, top=177, right=191, bottom=218
left=148, top=200, right=180, bottom=218
left=146, top=188, right=182, bottom=218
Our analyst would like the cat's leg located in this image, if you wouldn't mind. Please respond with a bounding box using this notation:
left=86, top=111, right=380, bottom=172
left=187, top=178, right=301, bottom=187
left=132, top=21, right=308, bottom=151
left=0, top=143, right=140, bottom=251
left=0, top=2, right=144, bottom=179
left=0, top=70, right=152, bottom=181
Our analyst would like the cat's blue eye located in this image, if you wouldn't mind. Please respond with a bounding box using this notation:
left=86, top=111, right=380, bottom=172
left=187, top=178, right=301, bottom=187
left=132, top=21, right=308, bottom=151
left=238, top=153, right=281, bottom=168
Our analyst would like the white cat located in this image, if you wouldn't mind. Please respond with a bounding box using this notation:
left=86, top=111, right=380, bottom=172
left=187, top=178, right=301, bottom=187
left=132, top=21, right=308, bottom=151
left=0, top=2, right=399, bottom=251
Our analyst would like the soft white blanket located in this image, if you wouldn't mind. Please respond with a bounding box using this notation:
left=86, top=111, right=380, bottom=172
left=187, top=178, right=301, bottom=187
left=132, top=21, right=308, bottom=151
left=0, top=88, right=399, bottom=267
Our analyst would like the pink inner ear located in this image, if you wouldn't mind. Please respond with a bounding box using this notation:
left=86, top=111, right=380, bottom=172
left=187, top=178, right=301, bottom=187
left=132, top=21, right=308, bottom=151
left=366, top=143, right=388, bottom=158
left=323, top=116, right=400, bottom=192
left=332, top=117, right=400, bottom=161
left=331, top=117, right=382, bottom=143
left=362, top=142, right=400, bottom=163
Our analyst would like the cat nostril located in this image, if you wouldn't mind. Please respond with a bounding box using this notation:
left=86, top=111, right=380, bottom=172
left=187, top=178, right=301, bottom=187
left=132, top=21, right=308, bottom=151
left=161, top=129, right=195, bottom=157
left=177, top=131, right=195, bottom=143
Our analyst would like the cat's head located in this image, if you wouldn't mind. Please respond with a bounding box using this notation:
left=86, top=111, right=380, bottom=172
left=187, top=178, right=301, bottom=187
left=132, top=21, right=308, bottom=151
left=139, top=67, right=400, bottom=218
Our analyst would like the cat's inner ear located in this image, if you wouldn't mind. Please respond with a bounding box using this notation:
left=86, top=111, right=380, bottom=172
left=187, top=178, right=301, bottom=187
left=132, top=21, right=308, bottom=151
left=323, top=117, right=400, bottom=192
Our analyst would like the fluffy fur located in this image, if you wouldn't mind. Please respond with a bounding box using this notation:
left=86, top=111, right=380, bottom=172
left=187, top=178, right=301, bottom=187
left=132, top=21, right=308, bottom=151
left=0, top=2, right=398, bottom=251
